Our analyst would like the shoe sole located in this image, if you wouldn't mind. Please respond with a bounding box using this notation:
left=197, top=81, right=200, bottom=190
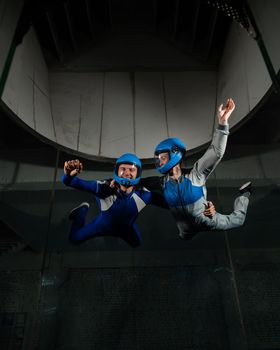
left=239, top=181, right=251, bottom=191
left=69, top=202, right=89, bottom=219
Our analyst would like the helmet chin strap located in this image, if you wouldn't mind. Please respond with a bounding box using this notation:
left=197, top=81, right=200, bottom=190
left=118, top=182, right=135, bottom=194
left=168, top=164, right=182, bottom=178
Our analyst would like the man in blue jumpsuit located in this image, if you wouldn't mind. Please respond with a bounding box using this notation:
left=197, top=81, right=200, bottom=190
left=141, top=98, right=252, bottom=239
left=62, top=154, right=167, bottom=247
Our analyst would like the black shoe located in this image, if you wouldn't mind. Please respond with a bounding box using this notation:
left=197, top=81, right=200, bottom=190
left=69, top=202, right=89, bottom=220
left=239, top=181, right=252, bottom=195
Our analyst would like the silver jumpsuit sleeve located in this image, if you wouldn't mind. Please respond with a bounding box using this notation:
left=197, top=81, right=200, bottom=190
left=190, top=124, right=229, bottom=184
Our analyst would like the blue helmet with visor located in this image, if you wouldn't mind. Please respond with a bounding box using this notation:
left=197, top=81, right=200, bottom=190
left=114, top=153, right=142, bottom=186
left=154, top=138, right=186, bottom=174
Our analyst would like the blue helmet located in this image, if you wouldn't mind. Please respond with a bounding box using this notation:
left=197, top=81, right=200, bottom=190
left=154, top=138, right=186, bottom=174
left=114, top=153, right=142, bottom=186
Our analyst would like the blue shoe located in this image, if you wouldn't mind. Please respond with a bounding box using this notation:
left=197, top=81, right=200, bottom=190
left=239, top=182, right=252, bottom=195
left=69, top=202, right=89, bottom=220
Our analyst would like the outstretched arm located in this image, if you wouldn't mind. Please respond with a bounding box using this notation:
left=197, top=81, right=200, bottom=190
left=140, top=177, right=168, bottom=209
left=149, top=191, right=169, bottom=209
left=191, top=98, right=235, bottom=182
left=62, top=159, right=101, bottom=194
left=139, top=176, right=163, bottom=191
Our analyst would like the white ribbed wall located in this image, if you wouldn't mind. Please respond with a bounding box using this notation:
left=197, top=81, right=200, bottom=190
left=1, top=1, right=280, bottom=160
left=49, top=71, right=216, bottom=158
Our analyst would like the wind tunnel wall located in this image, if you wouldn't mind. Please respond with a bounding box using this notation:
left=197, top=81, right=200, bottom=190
left=1, top=1, right=280, bottom=160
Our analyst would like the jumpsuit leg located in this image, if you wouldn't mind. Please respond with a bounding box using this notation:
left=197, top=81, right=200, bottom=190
left=114, top=223, right=142, bottom=248
left=69, top=207, right=142, bottom=247
left=194, top=193, right=250, bottom=231
left=212, top=193, right=250, bottom=230
left=69, top=206, right=107, bottom=244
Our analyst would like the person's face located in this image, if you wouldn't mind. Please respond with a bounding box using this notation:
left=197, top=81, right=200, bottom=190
left=118, top=163, right=138, bottom=179
left=156, top=152, right=170, bottom=167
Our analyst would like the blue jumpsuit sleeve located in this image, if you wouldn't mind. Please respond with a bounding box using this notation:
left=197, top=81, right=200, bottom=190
left=62, top=174, right=105, bottom=195
left=139, top=176, right=163, bottom=191
left=149, top=192, right=169, bottom=209
left=138, top=179, right=168, bottom=209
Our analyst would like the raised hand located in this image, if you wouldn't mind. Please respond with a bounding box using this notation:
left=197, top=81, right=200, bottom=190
left=64, top=159, right=83, bottom=176
left=218, top=98, right=235, bottom=125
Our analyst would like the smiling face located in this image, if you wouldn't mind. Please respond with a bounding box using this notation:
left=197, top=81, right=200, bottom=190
left=117, top=163, right=138, bottom=180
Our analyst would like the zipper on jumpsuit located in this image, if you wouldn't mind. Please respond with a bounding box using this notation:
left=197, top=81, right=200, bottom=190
left=176, top=179, right=189, bottom=220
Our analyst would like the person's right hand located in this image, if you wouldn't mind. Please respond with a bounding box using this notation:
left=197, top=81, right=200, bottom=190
left=203, top=201, right=216, bottom=218
left=64, top=159, right=83, bottom=176
left=217, top=98, right=235, bottom=125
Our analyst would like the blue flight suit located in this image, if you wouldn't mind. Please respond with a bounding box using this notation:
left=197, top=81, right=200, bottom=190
left=62, top=174, right=167, bottom=246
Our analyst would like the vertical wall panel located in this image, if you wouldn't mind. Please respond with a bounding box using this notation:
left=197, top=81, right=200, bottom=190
left=50, top=73, right=104, bottom=154
left=17, top=76, right=34, bottom=129
left=2, top=45, right=22, bottom=117
left=248, top=0, right=280, bottom=73
left=33, top=33, right=50, bottom=97
left=50, top=73, right=81, bottom=150
left=78, top=73, right=104, bottom=155
left=217, top=24, right=250, bottom=128
left=35, top=87, right=55, bottom=141
left=135, top=72, right=168, bottom=158
left=20, top=29, right=34, bottom=79
left=19, top=30, right=37, bottom=128
left=217, top=23, right=271, bottom=129
left=2, top=28, right=51, bottom=131
left=0, top=0, right=23, bottom=78
left=164, top=72, right=217, bottom=150
left=100, top=72, right=134, bottom=158
left=242, top=26, right=271, bottom=108
left=30, top=28, right=54, bottom=137
left=2, top=40, right=35, bottom=129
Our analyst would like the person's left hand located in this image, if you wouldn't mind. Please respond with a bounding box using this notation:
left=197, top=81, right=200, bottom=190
left=203, top=201, right=216, bottom=218
left=109, top=179, right=116, bottom=188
